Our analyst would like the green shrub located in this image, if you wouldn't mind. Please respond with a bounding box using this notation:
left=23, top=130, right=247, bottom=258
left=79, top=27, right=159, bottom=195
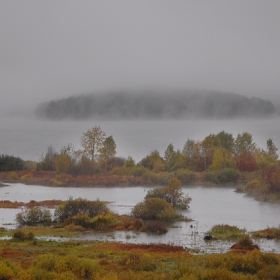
left=218, top=168, right=240, bottom=183
left=89, top=214, right=117, bottom=229
left=12, top=230, right=27, bottom=241
left=142, top=170, right=175, bottom=185
left=209, top=224, right=246, bottom=240
left=175, top=168, right=196, bottom=184
left=202, top=171, right=218, bottom=183
left=12, top=230, right=35, bottom=241
left=16, top=206, right=52, bottom=225
left=54, top=198, right=110, bottom=223
left=0, top=261, right=15, bottom=280
left=257, top=265, right=280, bottom=280
left=244, top=179, right=270, bottom=195
left=132, top=198, right=177, bottom=222
left=129, top=166, right=148, bottom=176
left=203, top=168, right=239, bottom=184
left=145, top=178, right=192, bottom=209
left=7, top=171, right=19, bottom=181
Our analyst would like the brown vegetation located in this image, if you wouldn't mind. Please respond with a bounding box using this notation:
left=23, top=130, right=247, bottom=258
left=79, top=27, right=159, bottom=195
left=0, top=199, right=64, bottom=209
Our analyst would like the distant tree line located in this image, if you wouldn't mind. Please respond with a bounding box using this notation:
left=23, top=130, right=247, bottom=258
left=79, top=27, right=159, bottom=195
left=35, top=91, right=276, bottom=120
left=0, top=155, right=23, bottom=171
left=2, top=126, right=280, bottom=199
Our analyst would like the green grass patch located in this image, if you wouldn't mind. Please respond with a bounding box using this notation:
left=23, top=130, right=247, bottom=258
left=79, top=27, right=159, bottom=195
left=252, top=227, right=280, bottom=240
left=209, top=224, right=246, bottom=240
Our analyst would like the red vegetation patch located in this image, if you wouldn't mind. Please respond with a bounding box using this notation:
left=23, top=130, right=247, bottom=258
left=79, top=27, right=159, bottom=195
left=93, top=242, right=186, bottom=253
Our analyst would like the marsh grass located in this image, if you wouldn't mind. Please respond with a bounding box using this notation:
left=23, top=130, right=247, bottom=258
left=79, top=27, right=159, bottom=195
left=252, top=227, right=280, bottom=240
left=0, top=238, right=280, bottom=280
left=209, top=224, right=246, bottom=240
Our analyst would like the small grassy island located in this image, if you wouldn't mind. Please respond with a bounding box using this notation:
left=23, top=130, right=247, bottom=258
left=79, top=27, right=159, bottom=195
left=1, top=127, right=280, bottom=279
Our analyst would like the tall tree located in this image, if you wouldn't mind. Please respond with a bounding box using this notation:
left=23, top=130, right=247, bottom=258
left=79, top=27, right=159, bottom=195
left=266, top=138, right=279, bottom=160
left=234, top=132, right=256, bottom=156
left=209, top=147, right=236, bottom=171
left=38, top=146, right=57, bottom=171
left=54, top=144, right=76, bottom=173
left=81, top=126, right=106, bottom=161
left=182, top=139, right=197, bottom=170
left=99, top=135, right=117, bottom=171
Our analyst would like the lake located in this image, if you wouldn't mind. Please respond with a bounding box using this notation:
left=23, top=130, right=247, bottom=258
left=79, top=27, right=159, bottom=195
left=1, top=183, right=280, bottom=254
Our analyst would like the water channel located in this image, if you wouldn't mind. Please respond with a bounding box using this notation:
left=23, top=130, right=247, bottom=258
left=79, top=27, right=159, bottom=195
left=1, top=183, right=280, bottom=254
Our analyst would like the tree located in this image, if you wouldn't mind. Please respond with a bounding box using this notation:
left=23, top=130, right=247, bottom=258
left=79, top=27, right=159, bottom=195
left=266, top=138, right=278, bottom=160
left=0, top=154, right=23, bottom=171
left=99, top=136, right=116, bottom=171
left=139, top=150, right=165, bottom=172
left=182, top=139, right=196, bottom=169
left=164, top=144, right=175, bottom=163
left=145, top=178, right=191, bottom=209
left=209, top=147, right=236, bottom=171
left=124, top=156, right=135, bottom=168
left=235, top=132, right=256, bottom=156
left=54, top=144, right=76, bottom=173
left=16, top=206, right=52, bottom=225
left=131, top=198, right=177, bottom=221
left=81, top=126, right=106, bottom=161
left=37, top=146, right=57, bottom=171
left=204, top=131, right=235, bottom=152
left=54, top=197, right=110, bottom=223
left=235, top=151, right=257, bottom=172
left=234, top=133, right=257, bottom=172
left=164, top=144, right=186, bottom=171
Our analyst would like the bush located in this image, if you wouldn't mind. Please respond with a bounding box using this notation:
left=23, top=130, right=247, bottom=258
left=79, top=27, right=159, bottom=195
left=145, top=178, right=192, bottom=209
left=218, top=168, right=240, bottom=183
left=231, top=236, right=259, bottom=251
left=12, top=230, right=26, bottom=241
left=7, top=171, right=19, bottom=181
left=175, top=169, right=196, bottom=184
left=145, top=221, right=168, bottom=234
left=203, top=168, right=240, bottom=184
left=0, top=261, right=14, bottom=280
left=15, top=207, right=52, bottom=225
left=12, top=230, right=35, bottom=241
left=54, top=198, right=110, bottom=223
left=244, top=179, right=270, bottom=195
left=129, top=166, right=148, bottom=176
left=209, top=224, right=246, bottom=240
left=132, top=198, right=177, bottom=222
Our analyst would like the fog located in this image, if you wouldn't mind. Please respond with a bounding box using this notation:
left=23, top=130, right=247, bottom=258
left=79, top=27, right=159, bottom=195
left=1, top=1, right=280, bottom=117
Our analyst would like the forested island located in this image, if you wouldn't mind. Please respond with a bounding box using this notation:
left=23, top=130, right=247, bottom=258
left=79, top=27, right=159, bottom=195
left=35, top=91, right=276, bottom=120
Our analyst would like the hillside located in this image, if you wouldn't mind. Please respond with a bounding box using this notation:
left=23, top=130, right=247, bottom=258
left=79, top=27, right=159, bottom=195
left=35, top=91, right=275, bottom=120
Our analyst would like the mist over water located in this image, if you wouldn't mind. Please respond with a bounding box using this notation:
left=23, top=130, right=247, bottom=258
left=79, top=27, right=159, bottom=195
left=0, top=116, right=279, bottom=162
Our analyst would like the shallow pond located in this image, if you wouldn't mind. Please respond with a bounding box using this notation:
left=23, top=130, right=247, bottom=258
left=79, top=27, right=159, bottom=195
left=1, top=183, right=280, bottom=254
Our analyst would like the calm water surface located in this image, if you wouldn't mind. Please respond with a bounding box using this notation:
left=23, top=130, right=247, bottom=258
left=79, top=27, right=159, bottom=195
left=1, top=183, right=280, bottom=253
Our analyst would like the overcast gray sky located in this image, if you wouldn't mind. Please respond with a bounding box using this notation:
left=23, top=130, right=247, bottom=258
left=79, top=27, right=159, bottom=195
left=1, top=0, right=280, bottom=114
